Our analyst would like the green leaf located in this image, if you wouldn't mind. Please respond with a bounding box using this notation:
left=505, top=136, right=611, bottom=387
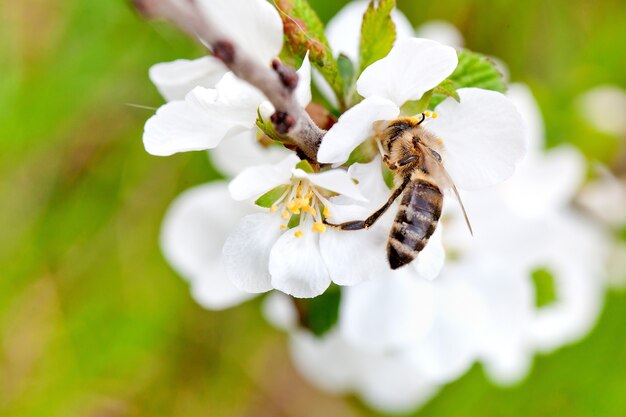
left=345, top=139, right=377, bottom=166
left=255, top=185, right=289, bottom=208
left=256, top=109, right=283, bottom=142
left=295, top=160, right=314, bottom=173
left=337, top=54, right=356, bottom=96
left=434, top=79, right=461, bottom=102
left=275, top=0, right=344, bottom=108
left=293, top=285, right=341, bottom=336
left=359, top=0, right=396, bottom=74
left=400, top=89, right=434, bottom=115
left=531, top=267, right=558, bottom=308
left=287, top=213, right=301, bottom=229
left=429, top=50, right=506, bottom=108
left=453, top=49, right=507, bottom=92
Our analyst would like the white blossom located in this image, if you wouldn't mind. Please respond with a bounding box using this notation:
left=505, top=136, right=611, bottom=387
left=576, top=85, right=626, bottom=136
left=338, top=79, right=610, bottom=388
left=263, top=293, right=441, bottom=414
left=142, top=0, right=310, bottom=161
left=223, top=154, right=445, bottom=297
left=160, top=182, right=256, bottom=310
left=317, top=38, right=526, bottom=191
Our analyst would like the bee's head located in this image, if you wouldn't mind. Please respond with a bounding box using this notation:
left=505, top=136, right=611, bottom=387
left=374, top=117, right=422, bottom=152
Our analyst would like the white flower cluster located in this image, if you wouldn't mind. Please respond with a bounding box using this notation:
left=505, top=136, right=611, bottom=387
left=142, top=0, right=614, bottom=413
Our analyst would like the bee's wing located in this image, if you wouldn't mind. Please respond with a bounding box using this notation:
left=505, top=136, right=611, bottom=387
left=417, top=142, right=474, bottom=236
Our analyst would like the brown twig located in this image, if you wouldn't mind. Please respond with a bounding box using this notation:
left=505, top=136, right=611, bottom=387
left=132, top=0, right=325, bottom=161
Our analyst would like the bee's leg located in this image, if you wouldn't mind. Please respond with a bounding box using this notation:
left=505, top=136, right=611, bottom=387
left=387, top=155, right=418, bottom=170
left=324, top=178, right=411, bottom=231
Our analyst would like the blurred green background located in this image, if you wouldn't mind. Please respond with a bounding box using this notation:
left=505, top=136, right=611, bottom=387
left=1, top=0, right=625, bottom=416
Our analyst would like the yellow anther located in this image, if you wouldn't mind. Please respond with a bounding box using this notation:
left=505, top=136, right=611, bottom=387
left=280, top=225, right=287, bottom=230
left=270, top=204, right=278, bottom=213
left=294, top=230, right=304, bottom=238
left=312, top=222, right=327, bottom=233
left=302, top=205, right=316, bottom=216
left=424, top=111, right=432, bottom=117
left=286, top=200, right=300, bottom=213
left=296, top=184, right=303, bottom=198
left=282, top=210, right=291, bottom=220
left=437, top=137, right=444, bottom=144
left=432, top=112, right=438, bottom=119
left=323, top=206, right=332, bottom=218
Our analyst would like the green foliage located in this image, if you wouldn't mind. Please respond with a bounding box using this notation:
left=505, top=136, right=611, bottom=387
left=345, top=138, right=378, bottom=166
left=295, top=159, right=315, bottom=173
left=452, top=49, right=507, bottom=92
left=434, top=79, right=461, bottom=102
left=256, top=110, right=283, bottom=142
left=276, top=0, right=344, bottom=107
left=359, top=0, right=397, bottom=74
left=3, top=0, right=626, bottom=415
left=295, top=285, right=341, bottom=336
left=430, top=49, right=506, bottom=108
left=531, top=268, right=558, bottom=308
left=255, top=185, right=290, bottom=208
left=287, top=213, right=301, bottom=229
left=337, top=53, right=356, bottom=97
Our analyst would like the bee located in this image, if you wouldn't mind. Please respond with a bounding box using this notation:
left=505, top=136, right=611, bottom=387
left=325, top=113, right=472, bottom=270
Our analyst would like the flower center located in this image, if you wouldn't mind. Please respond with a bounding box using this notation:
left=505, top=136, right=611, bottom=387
left=270, top=181, right=331, bottom=237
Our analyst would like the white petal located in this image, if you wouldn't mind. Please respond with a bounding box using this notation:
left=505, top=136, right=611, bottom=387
left=578, top=169, right=626, bottom=227
left=262, top=292, right=299, bottom=331
left=143, top=100, right=231, bottom=156
left=295, top=52, right=312, bottom=107
left=347, top=157, right=390, bottom=207
left=149, top=56, right=227, bottom=101
left=408, top=276, right=488, bottom=383
left=430, top=88, right=527, bottom=189
left=414, top=21, right=464, bottom=48
left=467, top=261, right=534, bottom=385
left=357, top=38, right=458, bottom=106
left=577, top=85, right=626, bottom=136
left=317, top=97, right=399, bottom=164
left=222, top=213, right=283, bottom=293
left=196, top=0, right=283, bottom=65
left=301, top=169, right=367, bottom=202
left=268, top=223, right=331, bottom=298
left=319, top=219, right=391, bottom=286
left=288, top=330, right=357, bottom=394
left=325, top=0, right=415, bottom=64
left=340, top=275, right=435, bottom=353
left=312, top=70, right=339, bottom=109
left=160, top=183, right=255, bottom=309
left=507, top=83, right=545, bottom=152
left=190, top=269, right=256, bottom=310
left=228, top=154, right=300, bottom=201
left=412, top=224, right=445, bottom=280
left=190, top=72, right=265, bottom=127
left=501, top=145, right=586, bottom=218
left=483, top=344, right=532, bottom=387
left=527, top=213, right=608, bottom=353
left=209, top=129, right=289, bottom=177
left=357, top=354, right=440, bottom=414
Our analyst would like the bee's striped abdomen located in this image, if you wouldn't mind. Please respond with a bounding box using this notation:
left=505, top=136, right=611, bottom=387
left=387, top=179, right=443, bottom=270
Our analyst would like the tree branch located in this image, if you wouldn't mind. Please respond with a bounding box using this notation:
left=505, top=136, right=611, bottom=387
left=132, top=0, right=325, bottom=162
